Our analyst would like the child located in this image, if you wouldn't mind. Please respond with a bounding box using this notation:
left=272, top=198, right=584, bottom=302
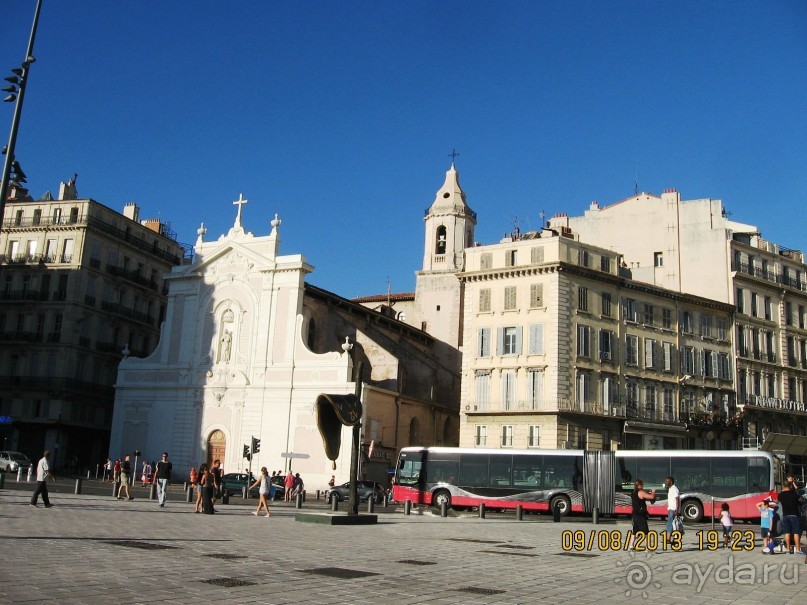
left=720, top=502, right=733, bottom=548
left=757, top=499, right=772, bottom=551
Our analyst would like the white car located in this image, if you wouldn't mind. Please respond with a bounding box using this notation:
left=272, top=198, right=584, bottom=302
left=0, top=451, right=32, bottom=473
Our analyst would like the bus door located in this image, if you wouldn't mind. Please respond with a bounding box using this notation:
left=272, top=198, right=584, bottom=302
left=394, top=450, right=425, bottom=504
left=582, top=451, right=615, bottom=514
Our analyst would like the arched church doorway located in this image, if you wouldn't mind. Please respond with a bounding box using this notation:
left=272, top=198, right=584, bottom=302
left=207, top=430, right=226, bottom=468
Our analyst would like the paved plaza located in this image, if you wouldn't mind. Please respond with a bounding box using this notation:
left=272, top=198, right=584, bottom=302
left=1, top=481, right=806, bottom=604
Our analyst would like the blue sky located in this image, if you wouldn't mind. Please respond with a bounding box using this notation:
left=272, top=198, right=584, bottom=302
left=1, top=2, right=805, bottom=297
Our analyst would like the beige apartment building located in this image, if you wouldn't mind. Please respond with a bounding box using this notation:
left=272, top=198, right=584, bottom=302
left=458, top=230, right=736, bottom=452
left=549, top=190, right=807, bottom=465
left=0, top=180, right=185, bottom=470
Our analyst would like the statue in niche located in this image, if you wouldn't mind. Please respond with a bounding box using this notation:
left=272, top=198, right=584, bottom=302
left=219, top=329, right=232, bottom=363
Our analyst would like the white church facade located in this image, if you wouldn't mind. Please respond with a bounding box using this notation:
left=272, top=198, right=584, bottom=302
left=109, top=197, right=460, bottom=489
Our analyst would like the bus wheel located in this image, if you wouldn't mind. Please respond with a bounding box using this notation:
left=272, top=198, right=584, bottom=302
left=682, top=499, right=703, bottom=523
left=550, top=495, right=571, bottom=517
left=432, top=489, right=451, bottom=509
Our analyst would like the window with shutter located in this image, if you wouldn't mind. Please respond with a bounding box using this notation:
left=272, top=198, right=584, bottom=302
left=530, top=284, right=543, bottom=308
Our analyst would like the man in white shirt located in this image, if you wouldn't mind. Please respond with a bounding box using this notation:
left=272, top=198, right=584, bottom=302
left=664, top=476, right=680, bottom=535
left=30, top=450, right=56, bottom=508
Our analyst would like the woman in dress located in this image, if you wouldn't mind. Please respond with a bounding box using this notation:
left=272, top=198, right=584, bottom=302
left=249, top=467, right=271, bottom=517
left=199, top=463, right=216, bottom=514
left=628, top=479, right=656, bottom=550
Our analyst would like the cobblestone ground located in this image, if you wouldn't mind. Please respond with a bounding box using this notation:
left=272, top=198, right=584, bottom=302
left=1, top=485, right=805, bottom=604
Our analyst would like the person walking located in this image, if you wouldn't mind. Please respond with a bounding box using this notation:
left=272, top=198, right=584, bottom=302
left=292, top=473, right=304, bottom=499
left=153, top=452, right=173, bottom=508
left=117, top=454, right=134, bottom=500
left=210, top=459, right=222, bottom=510
left=249, top=467, right=271, bottom=517
left=720, top=503, right=733, bottom=549
left=628, top=479, right=655, bottom=550
left=104, top=458, right=113, bottom=482
left=777, top=481, right=803, bottom=554
left=194, top=463, right=208, bottom=513
left=664, top=476, right=680, bottom=536
left=284, top=470, right=295, bottom=502
left=30, top=450, right=56, bottom=508
left=200, top=464, right=215, bottom=514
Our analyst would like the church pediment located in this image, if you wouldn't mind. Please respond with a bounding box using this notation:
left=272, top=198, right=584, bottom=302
left=178, top=240, right=277, bottom=278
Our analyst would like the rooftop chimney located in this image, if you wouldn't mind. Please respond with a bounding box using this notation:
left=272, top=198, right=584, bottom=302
left=122, top=202, right=139, bottom=222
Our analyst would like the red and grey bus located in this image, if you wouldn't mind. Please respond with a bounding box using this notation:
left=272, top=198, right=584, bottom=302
left=392, top=446, right=778, bottom=521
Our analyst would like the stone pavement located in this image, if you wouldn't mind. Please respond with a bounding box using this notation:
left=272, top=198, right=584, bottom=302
left=1, top=486, right=805, bottom=605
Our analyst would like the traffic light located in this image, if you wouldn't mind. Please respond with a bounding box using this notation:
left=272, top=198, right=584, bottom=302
left=242, top=444, right=251, bottom=461
left=251, top=436, right=261, bottom=454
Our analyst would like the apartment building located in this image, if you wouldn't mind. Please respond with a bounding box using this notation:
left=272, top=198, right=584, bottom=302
left=0, top=180, right=185, bottom=470
left=458, top=229, right=736, bottom=452
left=549, top=190, right=807, bottom=455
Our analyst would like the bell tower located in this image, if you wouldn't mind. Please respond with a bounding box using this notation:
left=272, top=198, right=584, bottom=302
left=420, top=163, right=476, bottom=273
left=414, top=162, right=476, bottom=352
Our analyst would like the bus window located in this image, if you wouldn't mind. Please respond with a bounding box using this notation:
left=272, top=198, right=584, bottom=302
left=635, top=458, right=669, bottom=491
left=489, top=456, right=512, bottom=487
left=428, top=453, right=460, bottom=485
left=711, top=457, right=748, bottom=498
left=458, top=454, right=489, bottom=487
left=543, top=455, right=580, bottom=490
left=670, top=457, right=707, bottom=492
left=617, top=457, right=637, bottom=491
left=748, top=457, right=771, bottom=492
left=513, top=455, right=542, bottom=489
left=397, top=453, right=423, bottom=487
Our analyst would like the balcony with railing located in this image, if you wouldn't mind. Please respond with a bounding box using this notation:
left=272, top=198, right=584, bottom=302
left=732, top=260, right=807, bottom=292
left=0, top=289, right=49, bottom=302
left=1, top=212, right=184, bottom=265
left=467, top=398, right=628, bottom=418
left=0, top=330, right=41, bottom=342
left=626, top=404, right=679, bottom=424
left=100, top=300, right=153, bottom=325
left=106, top=264, right=158, bottom=291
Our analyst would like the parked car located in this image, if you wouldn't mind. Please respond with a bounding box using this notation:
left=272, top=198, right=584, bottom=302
left=326, top=480, right=385, bottom=504
left=221, top=472, right=258, bottom=497
left=220, top=473, right=286, bottom=499
left=0, top=451, right=31, bottom=474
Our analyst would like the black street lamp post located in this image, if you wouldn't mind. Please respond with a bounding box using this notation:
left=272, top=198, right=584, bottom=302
left=0, top=0, right=43, bottom=221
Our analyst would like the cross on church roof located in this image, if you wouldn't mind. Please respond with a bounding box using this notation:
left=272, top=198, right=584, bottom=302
left=448, top=149, right=460, bottom=164
left=233, top=193, right=248, bottom=228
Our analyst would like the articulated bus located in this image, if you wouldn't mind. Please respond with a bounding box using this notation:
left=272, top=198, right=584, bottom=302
left=392, top=447, right=778, bottom=521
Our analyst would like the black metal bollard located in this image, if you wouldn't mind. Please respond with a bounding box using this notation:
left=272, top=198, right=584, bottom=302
left=553, top=501, right=561, bottom=522
left=74, top=478, right=82, bottom=494
left=150, top=483, right=157, bottom=500
left=295, top=493, right=303, bottom=509
left=186, top=486, right=194, bottom=503
left=113, top=480, right=120, bottom=497
left=440, top=501, right=448, bottom=518
left=331, top=495, right=339, bottom=512
left=404, top=498, right=412, bottom=515
left=316, top=489, right=320, bottom=500
left=368, top=498, right=375, bottom=514
left=0, top=473, right=5, bottom=488
left=17, top=468, right=23, bottom=482
left=479, top=503, right=486, bottom=519
left=222, top=491, right=230, bottom=505
left=516, top=504, right=523, bottom=521
left=593, top=507, right=600, bottom=524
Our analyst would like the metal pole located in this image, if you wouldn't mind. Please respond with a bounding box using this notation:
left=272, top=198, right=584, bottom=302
left=348, top=361, right=364, bottom=515
left=0, top=0, right=43, bottom=217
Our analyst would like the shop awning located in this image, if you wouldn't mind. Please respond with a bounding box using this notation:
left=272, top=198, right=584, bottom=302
left=760, top=432, right=807, bottom=457
left=623, top=421, right=687, bottom=437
